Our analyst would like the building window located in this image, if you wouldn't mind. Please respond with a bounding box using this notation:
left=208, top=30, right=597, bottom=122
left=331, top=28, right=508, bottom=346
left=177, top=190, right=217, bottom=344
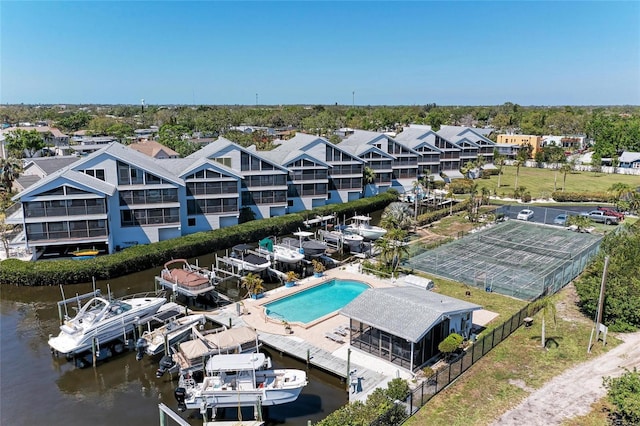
left=188, top=218, right=196, bottom=226
left=215, top=157, right=232, bottom=168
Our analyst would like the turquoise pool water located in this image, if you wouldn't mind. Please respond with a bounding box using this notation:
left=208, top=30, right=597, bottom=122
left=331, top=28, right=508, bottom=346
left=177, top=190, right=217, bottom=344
left=265, top=279, right=369, bottom=323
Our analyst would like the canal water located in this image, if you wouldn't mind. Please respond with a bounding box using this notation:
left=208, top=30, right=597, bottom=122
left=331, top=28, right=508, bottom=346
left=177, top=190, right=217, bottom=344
left=0, top=260, right=348, bottom=426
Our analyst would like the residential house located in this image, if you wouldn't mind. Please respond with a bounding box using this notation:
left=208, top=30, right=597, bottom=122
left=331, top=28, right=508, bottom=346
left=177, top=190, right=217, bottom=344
left=618, top=151, right=640, bottom=169
left=340, top=286, right=482, bottom=371
left=1, top=126, right=70, bottom=156
left=129, top=140, right=180, bottom=159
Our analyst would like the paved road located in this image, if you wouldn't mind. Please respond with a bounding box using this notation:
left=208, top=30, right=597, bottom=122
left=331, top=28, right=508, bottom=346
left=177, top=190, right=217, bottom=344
left=492, top=331, right=640, bottom=426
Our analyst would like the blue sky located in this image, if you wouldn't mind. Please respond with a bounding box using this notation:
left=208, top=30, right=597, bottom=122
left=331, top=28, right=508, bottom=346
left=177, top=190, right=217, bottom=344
left=1, top=1, right=639, bottom=106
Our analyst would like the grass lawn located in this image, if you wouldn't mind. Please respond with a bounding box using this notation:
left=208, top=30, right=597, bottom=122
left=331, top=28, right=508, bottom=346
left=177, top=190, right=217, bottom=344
left=427, top=276, right=527, bottom=335
left=479, top=166, right=639, bottom=199
left=404, top=284, right=621, bottom=426
left=562, top=399, right=612, bottom=426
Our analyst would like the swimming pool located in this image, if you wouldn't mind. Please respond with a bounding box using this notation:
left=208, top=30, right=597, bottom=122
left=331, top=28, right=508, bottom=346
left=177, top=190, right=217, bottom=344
left=265, top=279, right=369, bottom=324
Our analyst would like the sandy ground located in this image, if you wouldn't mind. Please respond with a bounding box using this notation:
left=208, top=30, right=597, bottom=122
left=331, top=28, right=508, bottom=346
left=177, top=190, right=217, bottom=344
left=492, top=330, right=640, bottom=426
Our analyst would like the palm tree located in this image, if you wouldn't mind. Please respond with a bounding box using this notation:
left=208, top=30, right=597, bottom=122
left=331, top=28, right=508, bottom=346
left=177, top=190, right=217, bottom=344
left=551, top=150, right=566, bottom=191
left=373, top=237, right=394, bottom=268
left=381, top=202, right=415, bottom=230
left=493, top=149, right=505, bottom=190
left=608, top=183, right=634, bottom=212
left=241, top=273, right=265, bottom=298
left=567, top=214, right=592, bottom=232
left=0, top=157, right=23, bottom=192
left=513, top=159, right=521, bottom=190
left=387, top=228, right=409, bottom=273
left=474, top=154, right=486, bottom=177
left=362, top=166, right=376, bottom=197
left=560, top=163, right=572, bottom=192
left=528, top=296, right=557, bottom=349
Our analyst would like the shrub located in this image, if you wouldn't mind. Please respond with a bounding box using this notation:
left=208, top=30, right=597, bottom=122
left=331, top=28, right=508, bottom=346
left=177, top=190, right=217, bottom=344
left=385, top=378, right=410, bottom=400
left=438, top=333, right=463, bottom=359
left=551, top=191, right=611, bottom=202
left=604, top=368, right=640, bottom=425
left=449, top=179, right=475, bottom=194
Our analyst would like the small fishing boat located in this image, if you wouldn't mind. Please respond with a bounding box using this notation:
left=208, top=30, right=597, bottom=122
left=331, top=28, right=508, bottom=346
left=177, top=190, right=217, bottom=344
left=344, top=215, right=387, bottom=240
left=226, top=244, right=271, bottom=272
left=257, top=237, right=305, bottom=264
left=48, top=292, right=167, bottom=357
left=160, top=259, right=215, bottom=292
left=136, top=313, right=206, bottom=358
left=281, top=231, right=327, bottom=258
left=174, top=352, right=308, bottom=412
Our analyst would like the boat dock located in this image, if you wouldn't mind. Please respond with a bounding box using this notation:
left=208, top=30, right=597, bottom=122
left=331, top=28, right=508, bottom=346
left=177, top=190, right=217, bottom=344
left=202, top=305, right=387, bottom=402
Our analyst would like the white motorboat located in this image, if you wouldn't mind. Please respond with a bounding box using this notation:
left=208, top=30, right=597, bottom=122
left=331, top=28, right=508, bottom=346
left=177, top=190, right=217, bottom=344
left=174, top=352, right=308, bottom=412
left=344, top=215, right=387, bottom=240
left=281, top=231, right=327, bottom=258
left=48, top=293, right=167, bottom=356
left=136, top=314, right=206, bottom=358
left=225, top=244, right=271, bottom=272
left=318, top=228, right=364, bottom=248
left=257, top=237, right=305, bottom=264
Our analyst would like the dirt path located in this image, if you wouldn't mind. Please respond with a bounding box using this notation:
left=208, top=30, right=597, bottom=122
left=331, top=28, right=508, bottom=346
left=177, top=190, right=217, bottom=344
left=492, top=331, right=640, bottom=425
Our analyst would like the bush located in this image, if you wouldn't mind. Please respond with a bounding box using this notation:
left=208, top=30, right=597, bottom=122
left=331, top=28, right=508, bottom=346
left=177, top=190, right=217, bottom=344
left=449, top=179, right=475, bottom=194
left=551, top=191, right=611, bottom=202
left=438, top=333, right=463, bottom=358
left=604, top=368, right=640, bottom=425
left=385, top=378, right=410, bottom=400
left=416, top=199, right=470, bottom=226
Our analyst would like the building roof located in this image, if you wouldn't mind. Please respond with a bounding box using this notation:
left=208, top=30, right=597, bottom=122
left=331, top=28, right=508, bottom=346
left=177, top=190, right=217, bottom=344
left=340, top=130, right=422, bottom=156
left=24, top=156, right=80, bottom=175
left=340, top=286, right=481, bottom=343
left=619, top=151, right=640, bottom=163
left=14, top=175, right=41, bottom=191
left=2, top=126, right=68, bottom=138
left=268, top=132, right=364, bottom=164
left=187, top=137, right=290, bottom=173
left=129, top=140, right=179, bottom=158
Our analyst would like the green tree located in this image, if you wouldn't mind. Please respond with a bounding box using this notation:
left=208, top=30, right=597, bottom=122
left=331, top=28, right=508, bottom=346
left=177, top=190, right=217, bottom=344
left=591, top=153, right=602, bottom=175
left=550, top=148, right=566, bottom=191
left=5, top=129, right=45, bottom=158
left=575, top=223, right=640, bottom=331
left=362, top=166, right=376, bottom=197
left=566, top=214, right=592, bottom=232
left=0, top=157, right=23, bottom=192
left=608, top=183, right=634, bottom=212
left=528, top=296, right=557, bottom=349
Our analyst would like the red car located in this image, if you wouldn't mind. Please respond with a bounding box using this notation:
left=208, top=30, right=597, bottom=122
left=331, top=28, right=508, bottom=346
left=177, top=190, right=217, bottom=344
left=597, top=207, right=624, bottom=220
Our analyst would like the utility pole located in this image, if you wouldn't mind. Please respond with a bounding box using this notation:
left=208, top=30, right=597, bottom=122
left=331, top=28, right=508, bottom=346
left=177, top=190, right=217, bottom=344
left=588, top=255, right=609, bottom=353
left=352, top=91, right=355, bottom=106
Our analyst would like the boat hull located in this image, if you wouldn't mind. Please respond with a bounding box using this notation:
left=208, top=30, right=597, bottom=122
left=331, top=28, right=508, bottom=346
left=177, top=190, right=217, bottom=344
left=183, top=386, right=305, bottom=409
left=48, top=297, right=167, bottom=356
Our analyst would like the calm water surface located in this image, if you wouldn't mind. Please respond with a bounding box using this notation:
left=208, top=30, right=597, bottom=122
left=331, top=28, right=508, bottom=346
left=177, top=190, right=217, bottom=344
left=0, top=260, right=348, bottom=426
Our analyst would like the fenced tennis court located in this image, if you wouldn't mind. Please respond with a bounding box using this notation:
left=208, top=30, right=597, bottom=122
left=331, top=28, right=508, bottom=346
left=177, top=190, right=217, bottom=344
left=406, top=220, right=602, bottom=300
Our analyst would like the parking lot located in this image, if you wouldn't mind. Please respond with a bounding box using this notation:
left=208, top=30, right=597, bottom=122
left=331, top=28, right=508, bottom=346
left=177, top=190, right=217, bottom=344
left=496, top=204, right=615, bottom=227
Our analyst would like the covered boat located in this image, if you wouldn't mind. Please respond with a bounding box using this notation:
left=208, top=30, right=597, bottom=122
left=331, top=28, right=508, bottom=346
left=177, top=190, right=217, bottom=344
left=281, top=231, right=327, bottom=258
left=174, top=352, right=307, bottom=412
left=226, top=244, right=271, bottom=272
left=160, top=259, right=215, bottom=293
left=257, top=237, right=305, bottom=264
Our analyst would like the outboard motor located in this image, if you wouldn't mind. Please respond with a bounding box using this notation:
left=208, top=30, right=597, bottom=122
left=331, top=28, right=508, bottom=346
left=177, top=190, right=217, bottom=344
left=156, top=354, right=175, bottom=378
left=134, top=338, right=147, bottom=361
left=174, top=387, right=187, bottom=412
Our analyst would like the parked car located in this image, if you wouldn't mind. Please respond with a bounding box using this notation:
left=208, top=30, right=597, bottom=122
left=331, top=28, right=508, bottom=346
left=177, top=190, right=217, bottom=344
left=553, top=214, right=569, bottom=226
left=517, top=209, right=534, bottom=221
left=582, top=210, right=620, bottom=225
left=596, top=206, right=624, bottom=221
